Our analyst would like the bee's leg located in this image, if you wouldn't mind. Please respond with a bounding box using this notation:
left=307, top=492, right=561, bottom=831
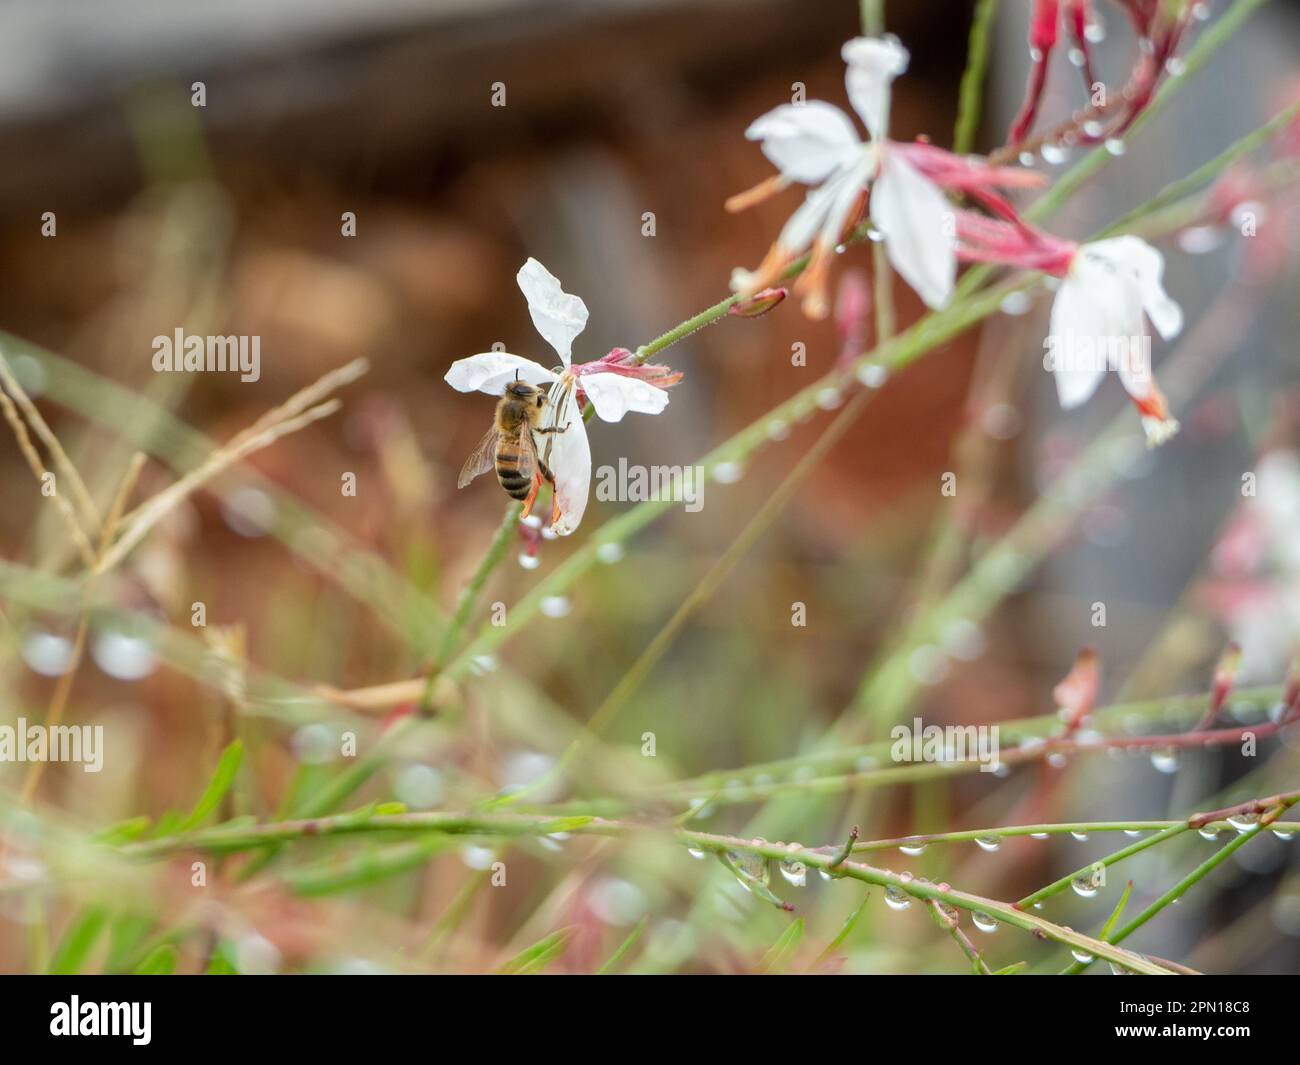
left=521, top=473, right=542, bottom=518
left=538, top=459, right=562, bottom=527
left=535, top=424, right=569, bottom=435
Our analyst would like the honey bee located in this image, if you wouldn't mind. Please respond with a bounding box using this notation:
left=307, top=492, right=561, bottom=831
left=458, top=377, right=569, bottom=518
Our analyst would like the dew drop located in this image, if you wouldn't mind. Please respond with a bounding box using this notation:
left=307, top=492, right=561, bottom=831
left=1149, top=748, right=1180, bottom=774
left=884, top=885, right=912, bottom=911
left=766, top=420, right=791, bottom=442
left=899, top=840, right=928, bottom=856
left=1072, top=875, right=1100, bottom=899
left=1047, top=752, right=1068, bottom=769
left=1030, top=832, right=1050, bottom=840
left=469, top=654, right=499, bottom=676
left=999, top=290, right=1032, bottom=317
left=940, top=618, right=986, bottom=660
left=972, top=911, right=998, bottom=933
left=596, top=541, right=624, bottom=565
left=394, top=764, right=446, bottom=809
left=1085, top=17, right=1106, bottom=42
left=1018, top=150, right=1036, bottom=167
left=816, top=387, right=845, bottom=410
left=1165, top=56, right=1186, bottom=77
left=856, top=362, right=889, bottom=389
left=1072, top=948, right=1095, bottom=963
left=779, top=859, right=807, bottom=887
left=92, top=630, right=158, bottom=681
left=1082, top=119, right=1105, bottom=138
left=711, top=461, right=744, bottom=484
left=975, top=835, right=1002, bottom=853
left=686, top=845, right=706, bottom=860
left=1104, top=138, right=1126, bottom=156
left=1071, top=831, right=1089, bottom=841
left=1227, top=813, right=1260, bottom=835
left=540, top=595, right=571, bottom=619
left=1040, top=143, right=1069, bottom=166
left=460, top=845, right=495, bottom=870
left=221, top=486, right=276, bottom=537
left=1178, top=225, right=1223, bottom=255
left=1274, top=828, right=1295, bottom=841
left=1198, top=826, right=1221, bottom=841
left=518, top=551, right=541, bottom=570
left=22, top=631, right=74, bottom=677
left=1068, top=47, right=1086, bottom=67
left=1124, top=830, right=1142, bottom=838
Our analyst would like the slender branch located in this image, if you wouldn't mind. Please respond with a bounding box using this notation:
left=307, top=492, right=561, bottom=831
left=953, top=0, right=999, bottom=155
left=1062, top=791, right=1300, bottom=974
left=0, top=349, right=101, bottom=535
left=113, top=809, right=1176, bottom=974
left=1015, top=823, right=1190, bottom=910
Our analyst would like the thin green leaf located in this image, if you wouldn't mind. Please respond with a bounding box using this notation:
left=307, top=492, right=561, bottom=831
left=179, top=739, right=243, bottom=832
left=1099, top=880, right=1134, bottom=942
left=105, top=914, right=155, bottom=973
left=47, top=907, right=109, bottom=974
left=758, top=918, right=805, bottom=974
left=133, top=944, right=178, bottom=975
left=498, top=928, right=573, bottom=975
left=285, top=836, right=446, bottom=896
left=93, top=816, right=152, bottom=845
left=814, top=889, right=870, bottom=966
left=596, top=917, right=648, bottom=976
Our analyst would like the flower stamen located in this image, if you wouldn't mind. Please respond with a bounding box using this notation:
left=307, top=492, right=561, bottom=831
left=725, top=173, right=791, bottom=214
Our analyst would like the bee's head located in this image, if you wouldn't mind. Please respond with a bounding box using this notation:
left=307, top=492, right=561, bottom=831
left=507, top=381, right=539, bottom=400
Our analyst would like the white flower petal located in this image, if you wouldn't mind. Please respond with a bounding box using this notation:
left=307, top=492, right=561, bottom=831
left=516, top=258, right=589, bottom=365
left=540, top=379, right=591, bottom=535
left=444, top=353, right=558, bottom=395
left=871, top=153, right=955, bottom=309
left=1048, top=278, right=1109, bottom=409
left=842, top=35, right=909, bottom=142
left=580, top=372, right=670, bottom=422
left=745, top=101, right=863, bottom=184
left=776, top=178, right=845, bottom=257
left=1085, top=236, right=1183, bottom=340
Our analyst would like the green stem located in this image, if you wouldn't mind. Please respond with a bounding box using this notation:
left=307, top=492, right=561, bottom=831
left=1016, top=823, right=1191, bottom=909
left=1063, top=807, right=1297, bottom=974
left=111, top=808, right=1177, bottom=973
left=424, top=501, right=522, bottom=708
left=953, top=0, right=999, bottom=154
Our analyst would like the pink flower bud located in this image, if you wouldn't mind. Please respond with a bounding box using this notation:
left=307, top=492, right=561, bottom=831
left=728, top=287, right=788, bottom=318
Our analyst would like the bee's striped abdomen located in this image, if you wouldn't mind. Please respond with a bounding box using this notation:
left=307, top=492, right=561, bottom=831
left=495, top=442, right=532, bottom=500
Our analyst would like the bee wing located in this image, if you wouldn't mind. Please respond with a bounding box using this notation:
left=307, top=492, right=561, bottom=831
left=514, top=421, right=540, bottom=484
left=458, top=426, right=501, bottom=488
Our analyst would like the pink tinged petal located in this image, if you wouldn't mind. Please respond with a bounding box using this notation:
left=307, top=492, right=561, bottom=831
left=444, top=353, right=557, bottom=395
left=1084, top=236, right=1184, bottom=340
left=1048, top=278, right=1107, bottom=409
left=516, top=258, right=589, bottom=365
left=541, top=379, right=591, bottom=535
left=580, top=371, right=670, bottom=422
left=745, top=102, right=863, bottom=184
left=871, top=154, right=956, bottom=310
left=842, top=35, right=909, bottom=142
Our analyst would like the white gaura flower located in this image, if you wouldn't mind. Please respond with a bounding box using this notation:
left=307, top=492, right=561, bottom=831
left=445, top=258, right=677, bottom=534
left=727, top=35, right=956, bottom=317
left=1047, top=235, right=1184, bottom=446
